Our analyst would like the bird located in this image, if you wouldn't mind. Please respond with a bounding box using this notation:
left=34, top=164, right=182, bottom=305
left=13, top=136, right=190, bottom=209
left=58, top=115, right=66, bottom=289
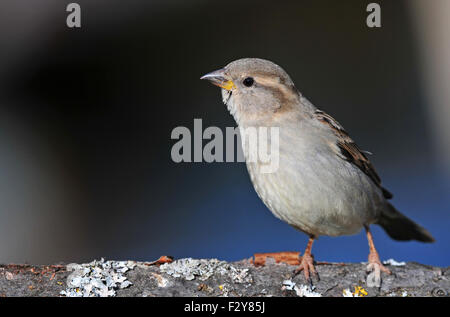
left=200, top=58, right=434, bottom=285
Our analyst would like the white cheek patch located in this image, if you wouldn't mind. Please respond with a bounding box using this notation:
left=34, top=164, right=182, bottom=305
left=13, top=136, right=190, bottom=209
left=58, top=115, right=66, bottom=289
left=222, top=89, right=240, bottom=123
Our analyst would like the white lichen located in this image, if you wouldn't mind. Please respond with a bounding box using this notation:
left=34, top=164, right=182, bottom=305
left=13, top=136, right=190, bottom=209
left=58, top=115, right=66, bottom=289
left=159, top=258, right=252, bottom=284
left=294, top=285, right=322, bottom=297
left=383, top=259, right=406, bottom=266
left=342, top=288, right=355, bottom=297
left=282, top=279, right=321, bottom=297
left=282, top=279, right=296, bottom=291
left=60, top=259, right=135, bottom=297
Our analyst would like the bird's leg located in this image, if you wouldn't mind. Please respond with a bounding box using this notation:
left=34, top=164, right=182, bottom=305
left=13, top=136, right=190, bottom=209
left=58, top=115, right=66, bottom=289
left=365, top=225, right=391, bottom=276
left=293, top=236, right=319, bottom=285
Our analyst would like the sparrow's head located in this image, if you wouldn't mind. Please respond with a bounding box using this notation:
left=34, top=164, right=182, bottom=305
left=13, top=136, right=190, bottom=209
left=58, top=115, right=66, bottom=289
left=201, top=58, right=300, bottom=125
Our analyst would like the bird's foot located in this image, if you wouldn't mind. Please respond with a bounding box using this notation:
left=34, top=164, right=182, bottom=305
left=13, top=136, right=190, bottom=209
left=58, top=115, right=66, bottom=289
left=366, top=251, right=391, bottom=288
left=367, top=251, right=391, bottom=275
left=293, top=253, right=319, bottom=286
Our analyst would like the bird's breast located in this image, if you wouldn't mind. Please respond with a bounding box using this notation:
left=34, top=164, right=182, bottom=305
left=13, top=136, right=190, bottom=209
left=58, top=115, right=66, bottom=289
left=243, top=124, right=383, bottom=237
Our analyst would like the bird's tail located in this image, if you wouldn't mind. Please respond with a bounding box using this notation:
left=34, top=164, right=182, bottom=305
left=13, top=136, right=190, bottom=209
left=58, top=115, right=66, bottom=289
left=376, top=203, right=435, bottom=243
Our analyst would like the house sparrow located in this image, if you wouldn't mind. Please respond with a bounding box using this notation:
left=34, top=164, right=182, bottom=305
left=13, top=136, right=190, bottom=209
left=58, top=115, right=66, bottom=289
left=201, top=58, right=434, bottom=285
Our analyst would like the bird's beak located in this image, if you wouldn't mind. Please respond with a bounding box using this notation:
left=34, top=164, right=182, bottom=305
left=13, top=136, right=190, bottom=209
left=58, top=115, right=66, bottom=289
left=200, top=68, right=235, bottom=90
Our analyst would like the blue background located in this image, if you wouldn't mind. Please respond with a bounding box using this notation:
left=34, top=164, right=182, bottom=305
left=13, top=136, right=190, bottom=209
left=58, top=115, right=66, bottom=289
left=0, top=0, right=448, bottom=266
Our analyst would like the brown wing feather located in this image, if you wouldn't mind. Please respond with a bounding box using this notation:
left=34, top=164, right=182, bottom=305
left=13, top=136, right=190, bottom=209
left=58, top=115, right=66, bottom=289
left=315, top=110, right=393, bottom=199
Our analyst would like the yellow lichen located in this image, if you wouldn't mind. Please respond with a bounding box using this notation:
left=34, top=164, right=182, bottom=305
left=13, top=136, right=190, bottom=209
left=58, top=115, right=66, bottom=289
left=353, top=286, right=368, bottom=297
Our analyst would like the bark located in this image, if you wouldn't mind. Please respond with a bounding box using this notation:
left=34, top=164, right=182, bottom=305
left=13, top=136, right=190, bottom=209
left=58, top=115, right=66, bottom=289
left=0, top=255, right=448, bottom=297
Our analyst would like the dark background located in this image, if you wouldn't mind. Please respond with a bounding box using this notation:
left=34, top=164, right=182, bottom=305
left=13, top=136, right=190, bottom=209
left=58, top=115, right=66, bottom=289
left=0, top=0, right=448, bottom=266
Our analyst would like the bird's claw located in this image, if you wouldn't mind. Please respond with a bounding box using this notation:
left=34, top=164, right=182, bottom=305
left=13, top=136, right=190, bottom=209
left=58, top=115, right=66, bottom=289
left=366, top=252, right=391, bottom=288
left=292, top=254, right=319, bottom=285
left=367, top=252, right=392, bottom=275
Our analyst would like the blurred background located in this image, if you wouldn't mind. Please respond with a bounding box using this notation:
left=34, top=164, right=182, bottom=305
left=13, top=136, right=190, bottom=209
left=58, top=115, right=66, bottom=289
left=0, top=0, right=448, bottom=266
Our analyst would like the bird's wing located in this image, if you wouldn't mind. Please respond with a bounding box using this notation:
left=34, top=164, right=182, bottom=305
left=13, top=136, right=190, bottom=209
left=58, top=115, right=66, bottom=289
left=314, top=109, right=393, bottom=199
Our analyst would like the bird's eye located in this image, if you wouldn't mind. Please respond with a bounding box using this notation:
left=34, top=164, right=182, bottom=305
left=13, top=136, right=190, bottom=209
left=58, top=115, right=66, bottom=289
left=243, top=77, right=254, bottom=87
